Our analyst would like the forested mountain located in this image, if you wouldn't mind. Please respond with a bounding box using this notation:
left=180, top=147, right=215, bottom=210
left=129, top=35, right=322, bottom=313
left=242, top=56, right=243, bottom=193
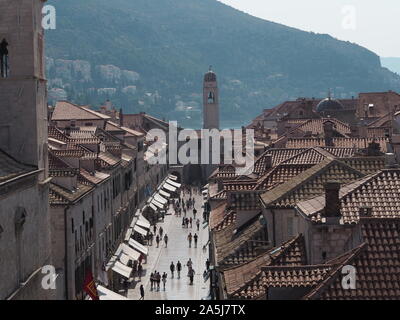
left=45, top=0, right=400, bottom=128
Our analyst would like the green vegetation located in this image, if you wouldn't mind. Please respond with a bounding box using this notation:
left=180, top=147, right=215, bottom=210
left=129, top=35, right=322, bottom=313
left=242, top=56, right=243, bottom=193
left=46, top=0, right=400, bottom=128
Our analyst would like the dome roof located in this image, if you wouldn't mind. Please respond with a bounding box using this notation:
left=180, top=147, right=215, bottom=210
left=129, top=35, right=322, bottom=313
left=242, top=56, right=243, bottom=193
left=204, top=70, right=217, bottom=82
left=316, top=97, right=344, bottom=112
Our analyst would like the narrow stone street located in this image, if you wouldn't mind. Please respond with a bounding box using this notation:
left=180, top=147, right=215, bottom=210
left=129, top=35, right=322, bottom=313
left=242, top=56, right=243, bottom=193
left=128, top=187, right=210, bottom=300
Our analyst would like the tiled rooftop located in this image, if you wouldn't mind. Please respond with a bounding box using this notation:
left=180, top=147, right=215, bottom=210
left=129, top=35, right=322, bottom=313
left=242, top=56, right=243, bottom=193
left=214, top=214, right=268, bottom=268
left=260, top=159, right=365, bottom=208
left=285, top=137, right=388, bottom=152
left=305, top=219, right=400, bottom=300
left=297, top=169, right=400, bottom=224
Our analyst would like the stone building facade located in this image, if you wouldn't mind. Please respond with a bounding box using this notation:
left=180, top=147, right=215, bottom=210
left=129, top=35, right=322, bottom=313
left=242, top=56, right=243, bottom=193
left=0, top=0, right=52, bottom=300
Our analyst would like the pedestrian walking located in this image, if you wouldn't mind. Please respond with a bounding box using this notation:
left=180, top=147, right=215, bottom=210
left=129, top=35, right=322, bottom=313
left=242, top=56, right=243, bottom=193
left=156, top=234, right=160, bottom=248
left=164, top=234, right=168, bottom=247
left=196, top=219, right=200, bottom=231
left=156, top=272, right=161, bottom=291
left=148, top=231, right=153, bottom=246
left=206, top=258, right=210, bottom=271
left=170, top=262, right=175, bottom=278
left=153, top=224, right=157, bottom=234
left=162, top=272, right=167, bottom=291
left=188, top=233, right=193, bottom=248
left=186, top=258, right=193, bottom=269
left=139, top=284, right=145, bottom=300
left=150, top=272, right=154, bottom=291
left=188, top=268, right=195, bottom=285
left=137, top=263, right=143, bottom=279
left=189, top=217, right=193, bottom=228
left=182, top=217, right=185, bottom=228
left=177, top=261, right=182, bottom=279
left=193, top=208, right=197, bottom=219
left=194, top=233, right=198, bottom=248
left=159, top=226, right=163, bottom=238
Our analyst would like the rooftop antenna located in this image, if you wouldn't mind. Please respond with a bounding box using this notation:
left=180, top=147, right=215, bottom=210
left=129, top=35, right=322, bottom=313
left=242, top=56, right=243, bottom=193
left=328, top=88, right=332, bottom=100
left=209, top=65, right=212, bottom=72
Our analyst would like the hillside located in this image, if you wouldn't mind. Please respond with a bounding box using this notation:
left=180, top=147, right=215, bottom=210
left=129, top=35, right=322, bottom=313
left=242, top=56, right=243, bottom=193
left=45, top=0, right=400, bottom=128
left=381, top=57, right=400, bottom=75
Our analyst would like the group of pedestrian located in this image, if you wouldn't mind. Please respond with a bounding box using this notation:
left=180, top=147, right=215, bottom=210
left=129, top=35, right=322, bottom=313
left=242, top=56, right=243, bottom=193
left=150, top=271, right=168, bottom=292
left=152, top=225, right=169, bottom=248
left=138, top=184, right=207, bottom=300
left=169, top=260, right=182, bottom=279
left=187, top=232, right=199, bottom=248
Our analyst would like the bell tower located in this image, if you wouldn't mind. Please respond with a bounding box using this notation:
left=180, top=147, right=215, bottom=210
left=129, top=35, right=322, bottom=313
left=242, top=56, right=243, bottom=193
left=0, top=0, right=48, bottom=178
left=203, top=66, right=220, bottom=130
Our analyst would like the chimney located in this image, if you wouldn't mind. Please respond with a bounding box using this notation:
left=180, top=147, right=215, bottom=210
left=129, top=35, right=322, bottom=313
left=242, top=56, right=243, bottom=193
left=323, top=182, right=341, bottom=221
left=385, top=153, right=398, bottom=168
left=323, top=121, right=334, bottom=147
left=119, top=108, right=124, bottom=126
left=264, top=153, right=272, bottom=169
left=367, top=140, right=381, bottom=156
left=217, top=179, right=224, bottom=192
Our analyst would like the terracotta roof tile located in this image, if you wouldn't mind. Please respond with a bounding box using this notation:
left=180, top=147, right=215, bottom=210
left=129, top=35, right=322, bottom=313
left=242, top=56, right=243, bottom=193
left=297, top=169, right=400, bottom=224
left=261, top=159, right=365, bottom=208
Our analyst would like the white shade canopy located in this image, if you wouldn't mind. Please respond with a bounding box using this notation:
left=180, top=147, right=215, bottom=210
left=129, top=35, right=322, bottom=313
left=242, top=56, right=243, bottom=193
left=166, top=178, right=181, bottom=188
left=97, top=285, right=129, bottom=300
left=133, top=225, right=148, bottom=236
left=153, top=193, right=167, bottom=205
left=151, top=199, right=164, bottom=209
left=124, top=227, right=133, bottom=241
left=149, top=203, right=158, bottom=212
left=120, top=243, right=141, bottom=261
left=168, top=174, right=178, bottom=181
left=159, top=189, right=171, bottom=198
left=111, top=261, right=132, bottom=279
left=163, top=183, right=177, bottom=192
left=128, top=238, right=149, bottom=256
left=136, top=217, right=151, bottom=230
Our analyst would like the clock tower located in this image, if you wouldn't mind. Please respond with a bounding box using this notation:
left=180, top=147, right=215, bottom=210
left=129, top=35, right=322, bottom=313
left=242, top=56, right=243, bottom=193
left=203, top=66, right=220, bottom=130
left=0, top=0, right=48, bottom=178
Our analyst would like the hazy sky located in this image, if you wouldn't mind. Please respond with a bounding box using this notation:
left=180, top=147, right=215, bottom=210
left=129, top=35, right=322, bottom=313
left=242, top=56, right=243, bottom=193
left=218, top=0, right=400, bottom=57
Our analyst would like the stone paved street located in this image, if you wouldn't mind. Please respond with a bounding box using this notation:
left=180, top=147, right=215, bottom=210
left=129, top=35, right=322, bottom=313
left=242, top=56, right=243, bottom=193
left=128, top=187, right=210, bottom=300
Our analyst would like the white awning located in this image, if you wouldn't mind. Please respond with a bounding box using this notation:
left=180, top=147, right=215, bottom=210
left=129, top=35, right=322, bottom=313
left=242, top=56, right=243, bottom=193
left=202, top=190, right=208, bottom=195
left=159, top=189, right=171, bottom=198
left=121, top=243, right=141, bottom=261
left=151, top=199, right=164, bottom=209
left=105, top=256, right=117, bottom=271
left=169, top=174, right=178, bottom=180
left=154, top=193, right=167, bottom=205
left=111, top=261, right=132, bottom=279
left=124, top=228, right=133, bottom=241
left=128, top=238, right=149, bottom=256
left=97, top=285, right=129, bottom=300
left=166, top=178, right=181, bottom=188
left=149, top=203, right=158, bottom=212
left=163, top=183, right=177, bottom=192
left=118, top=252, right=131, bottom=266
left=136, top=216, right=151, bottom=229
left=133, top=224, right=148, bottom=236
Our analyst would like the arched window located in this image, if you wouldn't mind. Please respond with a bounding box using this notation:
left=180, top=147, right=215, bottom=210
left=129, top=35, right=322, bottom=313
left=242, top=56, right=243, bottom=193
left=0, top=39, right=9, bottom=78
left=207, top=91, right=215, bottom=104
